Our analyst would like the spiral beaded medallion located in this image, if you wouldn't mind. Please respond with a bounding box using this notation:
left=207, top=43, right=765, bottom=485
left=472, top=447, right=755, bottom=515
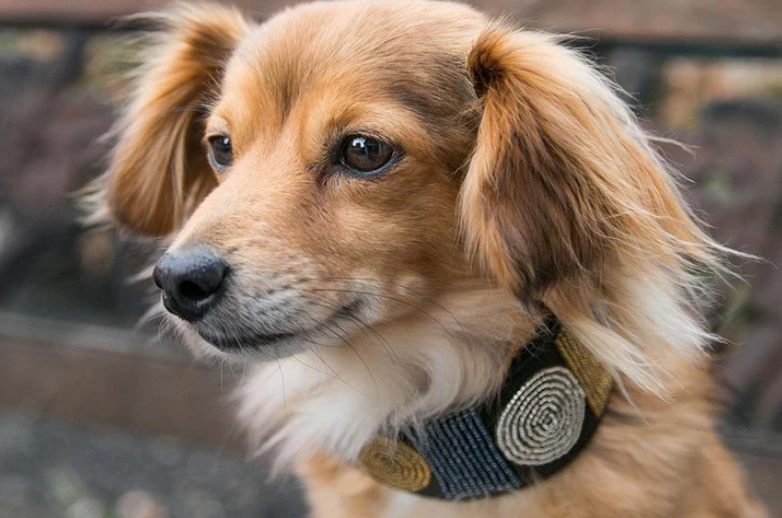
left=496, top=366, right=586, bottom=466
left=358, top=436, right=432, bottom=492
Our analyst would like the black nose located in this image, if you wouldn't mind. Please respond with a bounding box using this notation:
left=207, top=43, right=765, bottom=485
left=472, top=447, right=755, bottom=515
left=153, top=248, right=228, bottom=321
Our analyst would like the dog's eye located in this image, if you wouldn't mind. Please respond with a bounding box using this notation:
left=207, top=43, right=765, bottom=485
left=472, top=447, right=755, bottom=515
left=208, top=135, right=233, bottom=169
left=340, top=135, right=394, bottom=176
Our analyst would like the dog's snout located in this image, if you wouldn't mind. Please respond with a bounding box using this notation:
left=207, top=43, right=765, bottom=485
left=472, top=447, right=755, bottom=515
left=153, top=248, right=228, bottom=321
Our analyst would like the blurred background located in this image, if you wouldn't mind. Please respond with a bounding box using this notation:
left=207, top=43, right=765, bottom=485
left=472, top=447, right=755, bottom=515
left=0, top=0, right=781, bottom=516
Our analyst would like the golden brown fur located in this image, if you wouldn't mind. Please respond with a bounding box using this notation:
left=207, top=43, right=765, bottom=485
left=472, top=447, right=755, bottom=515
left=93, top=1, right=767, bottom=516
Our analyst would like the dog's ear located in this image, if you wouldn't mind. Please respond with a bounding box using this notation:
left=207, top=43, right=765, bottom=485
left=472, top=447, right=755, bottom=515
left=460, top=26, right=712, bottom=304
left=104, top=4, right=249, bottom=236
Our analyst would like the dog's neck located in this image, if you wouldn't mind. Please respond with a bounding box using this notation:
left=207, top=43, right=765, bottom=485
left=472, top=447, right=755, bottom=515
left=235, top=293, right=613, bottom=501
left=354, top=316, right=613, bottom=500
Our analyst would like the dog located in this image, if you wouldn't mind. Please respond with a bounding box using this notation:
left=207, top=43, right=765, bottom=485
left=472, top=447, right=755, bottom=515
left=91, top=1, right=768, bottom=516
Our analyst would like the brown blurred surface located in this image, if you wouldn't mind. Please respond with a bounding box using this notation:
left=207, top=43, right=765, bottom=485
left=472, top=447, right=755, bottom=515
left=0, top=333, right=240, bottom=449
left=0, top=0, right=780, bottom=49
left=736, top=450, right=782, bottom=513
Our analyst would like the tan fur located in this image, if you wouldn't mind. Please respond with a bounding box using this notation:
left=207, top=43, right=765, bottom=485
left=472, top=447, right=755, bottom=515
left=96, top=1, right=766, bottom=516
left=105, top=4, right=249, bottom=235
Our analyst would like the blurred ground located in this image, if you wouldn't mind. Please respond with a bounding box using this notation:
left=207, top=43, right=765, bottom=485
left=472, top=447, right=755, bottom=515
left=0, top=411, right=779, bottom=517
left=0, top=410, right=307, bottom=518
left=729, top=448, right=782, bottom=514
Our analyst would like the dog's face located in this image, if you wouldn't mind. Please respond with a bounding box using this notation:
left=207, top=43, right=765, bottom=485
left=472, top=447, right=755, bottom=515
left=102, top=0, right=713, bottom=364
left=172, top=3, right=483, bottom=355
left=117, top=2, right=484, bottom=357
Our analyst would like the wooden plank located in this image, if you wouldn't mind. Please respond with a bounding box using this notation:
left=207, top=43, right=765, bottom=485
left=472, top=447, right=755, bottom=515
left=0, top=333, right=244, bottom=450
left=0, top=0, right=780, bottom=52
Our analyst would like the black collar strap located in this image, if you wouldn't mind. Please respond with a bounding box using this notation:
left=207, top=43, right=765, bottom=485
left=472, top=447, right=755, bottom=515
left=357, top=317, right=613, bottom=500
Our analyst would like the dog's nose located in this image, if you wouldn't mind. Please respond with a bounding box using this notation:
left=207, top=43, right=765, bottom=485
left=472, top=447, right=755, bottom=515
left=153, top=248, right=228, bottom=321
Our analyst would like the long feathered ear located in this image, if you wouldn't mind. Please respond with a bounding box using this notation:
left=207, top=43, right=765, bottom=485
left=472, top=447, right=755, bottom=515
left=461, top=26, right=716, bottom=302
left=99, top=4, right=249, bottom=236
left=461, top=26, right=724, bottom=390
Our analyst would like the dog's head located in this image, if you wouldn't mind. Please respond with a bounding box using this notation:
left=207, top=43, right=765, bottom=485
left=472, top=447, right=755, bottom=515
left=101, top=1, right=717, bottom=369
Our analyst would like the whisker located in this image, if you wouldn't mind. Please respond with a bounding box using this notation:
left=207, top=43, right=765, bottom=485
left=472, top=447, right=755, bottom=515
left=276, top=358, right=289, bottom=418
left=290, top=354, right=340, bottom=381
left=307, top=346, right=363, bottom=393
left=314, top=276, right=468, bottom=332
left=298, top=294, right=401, bottom=362
left=304, top=287, right=458, bottom=343
left=325, top=319, right=379, bottom=391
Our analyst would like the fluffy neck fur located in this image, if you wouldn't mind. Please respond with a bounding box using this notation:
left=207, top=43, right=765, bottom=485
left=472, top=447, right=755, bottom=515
left=236, top=281, right=533, bottom=469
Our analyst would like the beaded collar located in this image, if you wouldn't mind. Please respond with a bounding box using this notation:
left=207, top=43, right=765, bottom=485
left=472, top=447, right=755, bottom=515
left=357, top=317, right=613, bottom=500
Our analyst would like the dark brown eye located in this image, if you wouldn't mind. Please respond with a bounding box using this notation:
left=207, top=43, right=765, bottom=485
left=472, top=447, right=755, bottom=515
left=208, top=135, right=233, bottom=169
left=340, top=135, right=394, bottom=176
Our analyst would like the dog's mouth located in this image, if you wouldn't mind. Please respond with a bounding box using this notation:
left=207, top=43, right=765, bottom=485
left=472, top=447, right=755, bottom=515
left=194, top=300, right=362, bottom=351
left=197, top=329, right=299, bottom=349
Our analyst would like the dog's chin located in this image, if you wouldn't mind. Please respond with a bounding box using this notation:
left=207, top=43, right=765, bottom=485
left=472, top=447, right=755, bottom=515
left=198, top=328, right=299, bottom=349
left=168, top=300, right=365, bottom=361
left=202, top=329, right=315, bottom=360
left=171, top=321, right=317, bottom=361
